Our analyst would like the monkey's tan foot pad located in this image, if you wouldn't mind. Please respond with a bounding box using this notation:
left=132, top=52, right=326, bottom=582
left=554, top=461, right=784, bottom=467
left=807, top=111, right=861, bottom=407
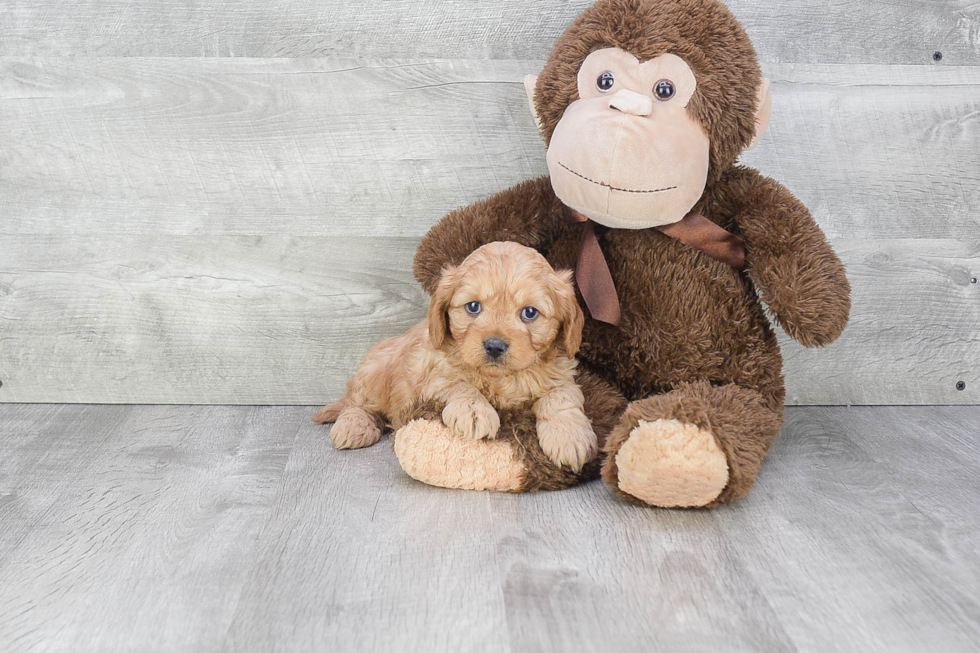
left=393, top=419, right=525, bottom=492
left=615, top=418, right=729, bottom=508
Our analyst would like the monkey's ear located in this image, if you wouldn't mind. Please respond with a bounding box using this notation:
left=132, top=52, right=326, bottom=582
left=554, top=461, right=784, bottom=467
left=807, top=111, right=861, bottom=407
left=523, top=74, right=544, bottom=133
left=748, top=78, right=772, bottom=150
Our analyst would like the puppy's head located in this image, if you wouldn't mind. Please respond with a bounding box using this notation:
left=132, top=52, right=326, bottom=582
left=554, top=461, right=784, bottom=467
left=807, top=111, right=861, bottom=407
left=428, top=241, right=584, bottom=376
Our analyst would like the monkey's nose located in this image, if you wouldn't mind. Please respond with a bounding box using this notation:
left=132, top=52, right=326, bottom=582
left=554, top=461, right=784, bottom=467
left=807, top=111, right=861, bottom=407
left=483, top=338, right=509, bottom=360
left=608, top=89, right=653, bottom=116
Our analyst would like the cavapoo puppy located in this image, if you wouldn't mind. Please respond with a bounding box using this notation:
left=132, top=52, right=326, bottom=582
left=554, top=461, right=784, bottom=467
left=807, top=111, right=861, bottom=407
left=313, top=241, right=597, bottom=471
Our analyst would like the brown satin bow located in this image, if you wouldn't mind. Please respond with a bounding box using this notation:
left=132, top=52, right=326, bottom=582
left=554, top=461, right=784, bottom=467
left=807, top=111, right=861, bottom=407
left=562, top=205, right=746, bottom=326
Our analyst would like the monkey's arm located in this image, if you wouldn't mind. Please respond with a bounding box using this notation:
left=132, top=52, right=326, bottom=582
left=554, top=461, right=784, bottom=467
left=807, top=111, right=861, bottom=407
left=414, top=177, right=561, bottom=293
left=729, top=168, right=851, bottom=347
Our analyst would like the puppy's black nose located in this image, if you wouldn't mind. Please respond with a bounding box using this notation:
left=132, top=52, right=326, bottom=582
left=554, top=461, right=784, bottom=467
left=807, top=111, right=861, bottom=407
left=483, top=338, right=509, bottom=360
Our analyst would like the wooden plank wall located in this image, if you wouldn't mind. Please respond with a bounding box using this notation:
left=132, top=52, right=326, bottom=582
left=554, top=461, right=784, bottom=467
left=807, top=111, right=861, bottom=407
left=1, top=1, right=978, bottom=405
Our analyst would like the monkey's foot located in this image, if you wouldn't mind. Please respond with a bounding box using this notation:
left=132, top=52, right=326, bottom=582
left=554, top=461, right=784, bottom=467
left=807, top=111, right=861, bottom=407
left=393, top=419, right=525, bottom=492
left=614, top=418, right=729, bottom=508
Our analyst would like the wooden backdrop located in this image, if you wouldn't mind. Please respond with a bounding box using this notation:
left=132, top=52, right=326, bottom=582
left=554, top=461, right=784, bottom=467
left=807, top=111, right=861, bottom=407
left=1, top=1, right=977, bottom=405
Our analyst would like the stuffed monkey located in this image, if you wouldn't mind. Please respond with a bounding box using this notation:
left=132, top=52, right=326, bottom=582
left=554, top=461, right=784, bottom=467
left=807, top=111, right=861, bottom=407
left=393, top=0, right=850, bottom=508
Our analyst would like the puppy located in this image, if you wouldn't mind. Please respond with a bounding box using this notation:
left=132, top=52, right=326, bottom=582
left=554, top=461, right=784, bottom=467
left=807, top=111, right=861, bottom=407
left=313, top=241, right=596, bottom=471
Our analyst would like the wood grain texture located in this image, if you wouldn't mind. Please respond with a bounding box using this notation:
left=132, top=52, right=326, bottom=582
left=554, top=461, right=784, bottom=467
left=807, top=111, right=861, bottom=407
left=3, top=58, right=978, bottom=241
left=1, top=0, right=978, bottom=65
left=714, top=407, right=980, bottom=652
left=0, top=404, right=300, bottom=651
left=3, top=8, right=978, bottom=405
left=778, top=238, right=980, bottom=406
left=488, top=484, right=799, bottom=652
left=0, top=235, right=976, bottom=405
left=1, top=404, right=978, bottom=652
left=0, top=235, right=427, bottom=404
left=222, top=413, right=509, bottom=652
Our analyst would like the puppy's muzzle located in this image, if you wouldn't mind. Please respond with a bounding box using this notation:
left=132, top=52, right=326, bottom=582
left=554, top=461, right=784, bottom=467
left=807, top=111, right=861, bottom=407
left=483, top=337, right=509, bottom=361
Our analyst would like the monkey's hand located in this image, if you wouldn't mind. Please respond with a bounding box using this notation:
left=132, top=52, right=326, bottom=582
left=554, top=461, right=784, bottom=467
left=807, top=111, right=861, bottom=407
left=732, top=169, right=851, bottom=347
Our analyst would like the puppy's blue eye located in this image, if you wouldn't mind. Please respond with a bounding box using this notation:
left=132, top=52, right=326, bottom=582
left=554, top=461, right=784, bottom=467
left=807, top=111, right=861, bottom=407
left=465, top=301, right=482, bottom=315
left=521, top=306, right=539, bottom=322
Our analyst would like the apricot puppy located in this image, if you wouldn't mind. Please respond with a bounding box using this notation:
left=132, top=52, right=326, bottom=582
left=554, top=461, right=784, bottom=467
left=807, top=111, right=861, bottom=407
left=313, top=241, right=596, bottom=472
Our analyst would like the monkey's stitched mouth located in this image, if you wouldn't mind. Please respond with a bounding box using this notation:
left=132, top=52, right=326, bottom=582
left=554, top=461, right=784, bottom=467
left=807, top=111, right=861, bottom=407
left=558, top=162, right=677, bottom=194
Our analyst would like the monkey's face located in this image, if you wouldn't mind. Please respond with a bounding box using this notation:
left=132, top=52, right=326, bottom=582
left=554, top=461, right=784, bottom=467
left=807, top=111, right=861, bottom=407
left=541, top=48, right=711, bottom=229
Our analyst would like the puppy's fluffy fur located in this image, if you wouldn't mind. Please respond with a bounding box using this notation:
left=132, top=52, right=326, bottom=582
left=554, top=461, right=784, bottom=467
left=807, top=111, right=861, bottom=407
left=313, top=241, right=597, bottom=471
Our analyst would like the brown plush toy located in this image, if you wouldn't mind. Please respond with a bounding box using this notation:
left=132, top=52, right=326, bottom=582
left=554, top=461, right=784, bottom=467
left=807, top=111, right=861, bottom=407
left=393, top=0, right=850, bottom=508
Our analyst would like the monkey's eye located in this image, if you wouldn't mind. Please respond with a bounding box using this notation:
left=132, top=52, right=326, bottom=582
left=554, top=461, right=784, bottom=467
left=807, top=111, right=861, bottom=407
left=596, top=71, right=616, bottom=93
left=654, top=79, right=675, bottom=101
left=464, top=301, right=482, bottom=316
left=521, top=306, right=539, bottom=322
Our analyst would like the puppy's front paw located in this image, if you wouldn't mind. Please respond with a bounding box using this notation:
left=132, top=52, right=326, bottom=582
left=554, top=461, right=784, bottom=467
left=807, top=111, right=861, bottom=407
left=442, top=397, right=500, bottom=441
left=537, top=409, right=597, bottom=472
left=330, top=407, right=382, bottom=450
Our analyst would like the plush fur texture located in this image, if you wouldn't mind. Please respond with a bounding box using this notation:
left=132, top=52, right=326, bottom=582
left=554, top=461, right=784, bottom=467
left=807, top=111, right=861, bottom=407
left=402, top=0, right=850, bottom=507
left=393, top=369, right=627, bottom=492
left=601, top=380, right=784, bottom=506
left=540, top=48, right=713, bottom=227
left=394, top=412, right=527, bottom=492
left=316, top=241, right=600, bottom=471
left=614, top=418, right=729, bottom=507
left=533, top=0, right=762, bottom=184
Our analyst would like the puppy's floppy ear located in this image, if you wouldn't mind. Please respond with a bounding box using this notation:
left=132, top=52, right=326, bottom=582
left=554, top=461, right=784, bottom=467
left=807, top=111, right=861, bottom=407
left=428, top=265, right=460, bottom=348
left=553, top=269, right=585, bottom=357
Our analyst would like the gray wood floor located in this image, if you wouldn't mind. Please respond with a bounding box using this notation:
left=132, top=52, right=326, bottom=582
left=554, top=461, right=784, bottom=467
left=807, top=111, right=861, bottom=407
left=1, top=404, right=978, bottom=652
